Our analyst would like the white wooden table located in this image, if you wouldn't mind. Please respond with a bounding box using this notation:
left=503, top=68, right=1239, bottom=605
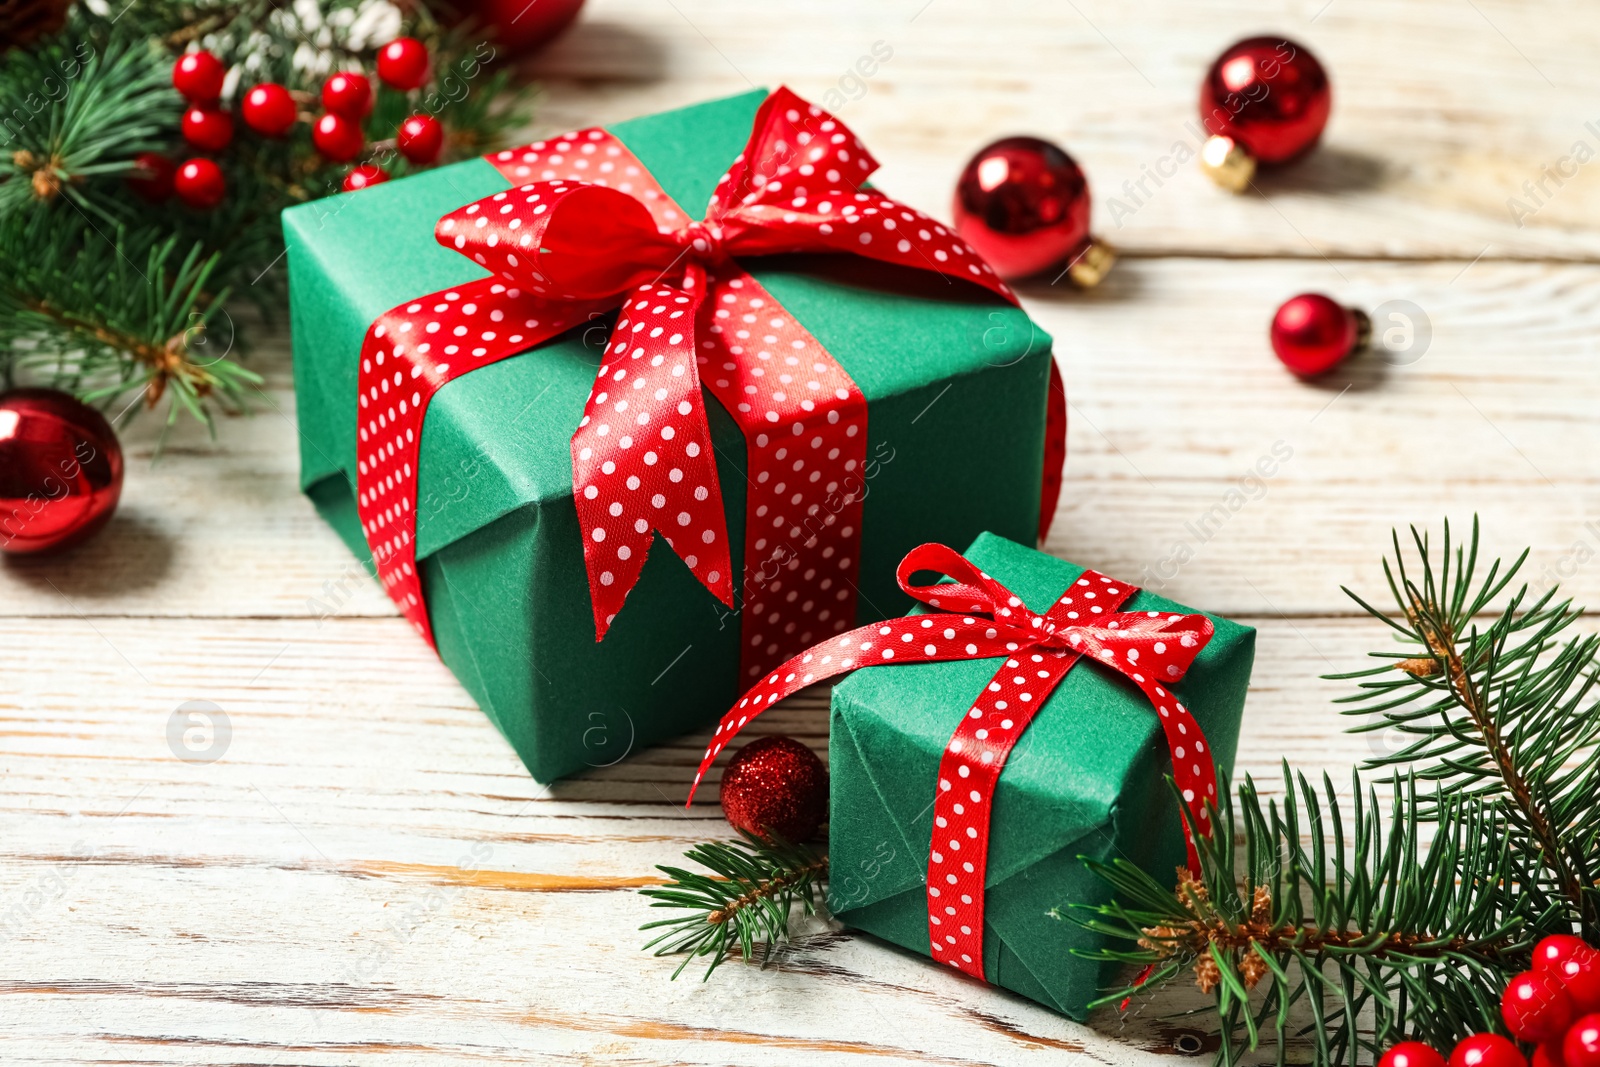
left=6, top=1, right=1599, bottom=1062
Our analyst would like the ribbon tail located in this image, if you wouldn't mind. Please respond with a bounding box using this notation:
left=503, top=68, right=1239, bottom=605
left=1038, top=358, right=1066, bottom=546
left=573, top=281, right=734, bottom=640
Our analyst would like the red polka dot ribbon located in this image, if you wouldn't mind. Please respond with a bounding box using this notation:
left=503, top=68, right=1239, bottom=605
left=688, top=542, right=1219, bottom=983
left=354, top=87, right=1046, bottom=686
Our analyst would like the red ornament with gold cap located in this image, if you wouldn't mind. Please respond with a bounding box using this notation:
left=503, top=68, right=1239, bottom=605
left=1198, top=36, right=1331, bottom=192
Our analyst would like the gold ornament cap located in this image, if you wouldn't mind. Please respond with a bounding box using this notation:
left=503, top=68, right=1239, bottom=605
left=1199, top=135, right=1256, bottom=193
left=1066, top=237, right=1116, bottom=288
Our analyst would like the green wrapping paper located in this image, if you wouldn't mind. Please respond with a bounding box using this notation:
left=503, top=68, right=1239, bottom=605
left=285, top=90, right=1055, bottom=782
left=827, top=532, right=1255, bottom=1018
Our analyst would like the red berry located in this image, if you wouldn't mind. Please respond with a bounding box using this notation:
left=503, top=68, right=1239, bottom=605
left=126, top=153, right=175, bottom=202
left=1271, top=292, right=1364, bottom=377
left=173, top=158, right=225, bottom=209
left=181, top=105, right=233, bottom=152
left=242, top=83, right=296, bottom=137
left=172, top=50, right=225, bottom=102
left=1532, top=1043, right=1567, bottom=1067
left=1505, top=971, right=1577, bottom=1044
left=342, top=164, right=390, bottom=192
left=377, top=37, right=430, bottom=90
left=396, top=114, right=443, bottom=164
left=1381, top=1042, right=1449, bottom=1067
left=1537, top=937, right=1596, bottom=974
left=1567, top=1015, right=1600, bottom=1067
left=321, top=71, right=372, bottom=119
left=311, top=112, right=365, bottom=162
left=1557, top=952, right=1600, bottom=1015
left=1450, top=1034, right=1529, bottom=1067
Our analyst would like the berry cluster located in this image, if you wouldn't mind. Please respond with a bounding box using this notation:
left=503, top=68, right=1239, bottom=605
left=1380, top=936, right=1600, bottom=1067
left=132, top=37, right=448, bottom=209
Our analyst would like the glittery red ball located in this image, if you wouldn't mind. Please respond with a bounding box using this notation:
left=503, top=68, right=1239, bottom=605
left=1381, top=1043, right=1448, bottom=1067
left=0, top=389, right=123, bottom=555
left=1200, top=36, right=1330, bottom=165
left=1450, top=1033, right=1529, bottom=1067
left=719, top=736, right=827, bottom=842
left=952, top=136, right=1091, bottom=280
left=1568, top=1015, right=1600, bottom=1067
left=1505, top=971, right=1576, bottom=1045
left=1271, top=292, right=1361, bottom=377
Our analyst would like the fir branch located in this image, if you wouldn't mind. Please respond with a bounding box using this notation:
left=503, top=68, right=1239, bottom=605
left=640, top=831, right=830, bottom=980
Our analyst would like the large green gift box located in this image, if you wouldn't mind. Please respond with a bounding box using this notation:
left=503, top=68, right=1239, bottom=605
left=285, top=91, right=1055, bottom=782
left=827, top=532, right=1255, bottom=1018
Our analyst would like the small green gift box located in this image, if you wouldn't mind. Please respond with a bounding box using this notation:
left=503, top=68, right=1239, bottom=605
left=826, top=532, right=1255, bottom=1017
left=285, top=90, right=1056, bottom=783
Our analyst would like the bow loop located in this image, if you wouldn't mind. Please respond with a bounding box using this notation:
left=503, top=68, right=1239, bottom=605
left=1051, top=611, right=1215, bottom=687
left=895, top=542, right=1034, bottom=628
left=707, top=87, right=880, bottom=222
left=437, top=180, right=682, bottom=301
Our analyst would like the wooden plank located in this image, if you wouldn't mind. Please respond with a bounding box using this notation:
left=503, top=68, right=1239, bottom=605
left=526, top=0, right=1600, bottom=261
left=0, top=612, right=1454, bottom=1063
left=4, top=258, right=1596, bottom=620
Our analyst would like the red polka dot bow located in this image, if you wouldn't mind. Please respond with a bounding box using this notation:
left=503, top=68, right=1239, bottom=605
left=688, top=542, right=1220, bottom=983
left=354, top=88, right=1057, bottom=686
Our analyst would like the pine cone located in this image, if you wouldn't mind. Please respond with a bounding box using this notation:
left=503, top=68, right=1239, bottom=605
left=0, top=0, right=71, bottom=51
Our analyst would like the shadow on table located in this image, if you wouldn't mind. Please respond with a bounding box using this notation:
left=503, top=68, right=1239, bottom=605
left=1251, top=144, right=1390, bottom=197
left=3, top=510, right=175, bottom=600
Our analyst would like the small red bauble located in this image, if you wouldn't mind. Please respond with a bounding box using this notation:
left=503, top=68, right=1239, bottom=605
left=1505, top=971, right=1577, bottom=1044
left=173, top=158, right=226, bottom=209
left=446, top=0, right=584, bottom=56
left=172, top=50, right=225, bottom=102
left=0, top=388, right=123, bottom=555
left=952, top=136, right=1114, bottom=285
left=312, top=112, right=365, bottom=162
left=321, top=71, right=372, bottom=119
left=1567, top=1016, right=1600, bottom=1067
left=1270, top=292, right=1367, bottom=377
left=1532, top=1043, right=1567, bottom=1067
left=397, top=114, right=443, bottom=164
left=1536, top=937, right=1595, bottom=975
left=1198, top=36, right=1330, bottom=191
left=377, top=37, right=430, bottom=90
left=242, top=83, right=296, bottom=137
left=342, top=164, right=390, bottom=191
left=181, top=105, right=234, bottom=152
left=718, top=735, right=828, bottom=842
left=126, top=152, right=175, bottom=202
left=1381, top=1042, right=1449, bottom=1067
left=1450, top=1034, right=1529, bottom=1067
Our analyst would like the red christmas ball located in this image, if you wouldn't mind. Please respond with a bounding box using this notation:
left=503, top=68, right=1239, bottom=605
left=1537, top=937, right=1595, bottom=975
left=126, top=152, right=175, bottom=202
left=1450, top=1034, right=1529, bottom=1067
left=719, top=735, right=828, bottom=842
left=446, top=0, right=584, bottom=57
left=1270, top=292, right=1365, bottom=377
left=1381, top=1042, right=1449, bottom=1067
left=953, top=136, right=1092, bottom=280
left=1505, top=971, right=1577, bottom=1045
left=397, top=114, right=444, bottom=164
left=181, top=105, right=233, bottom=152
left=0, top=389, right=123, bottom=555
left=342, top=164, right=390, bottom=191
left=242, top=83, right=297, bottom=137
left=312, top=112, right=365, bottom=162
left=321, top=71, right=372, bottom=119
left=173, top=158, right=226, bottom=209
left=1201, top=36, right=1330, bottom=165
left=1567, top=1016, right=1600, bottom=1067
left=172, top=50, right=225, bottom=102
left=377, top=37, right=430, bottom=90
